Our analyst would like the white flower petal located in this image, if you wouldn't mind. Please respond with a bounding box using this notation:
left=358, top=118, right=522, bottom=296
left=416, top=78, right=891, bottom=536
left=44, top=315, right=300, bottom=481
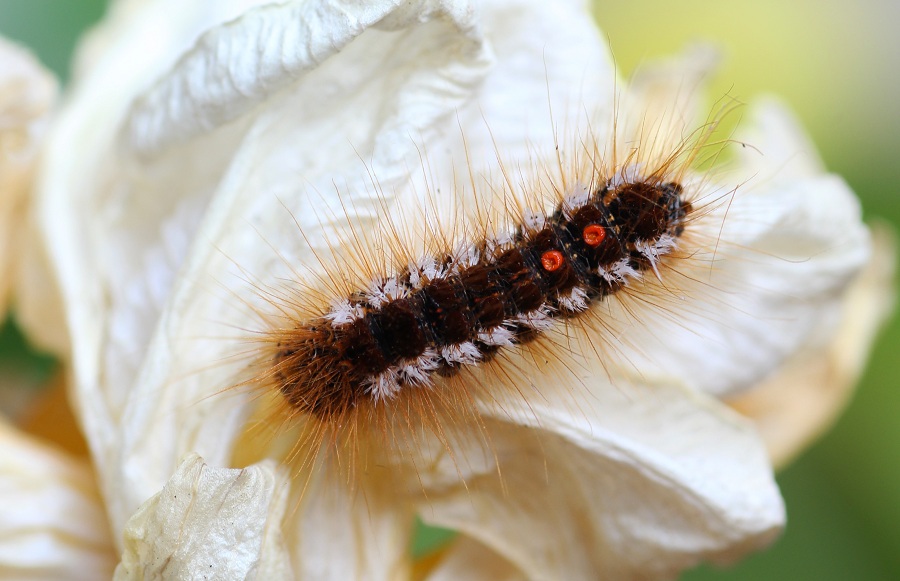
left=605, top=100, right=870, bottom=397
left=285, top=467, right=414, bottom=580
left=730, top=224, right=895, bottom=467
left=445, top=0, right=614, bottom=170
left=115, top=453, right=292, bottom=580
left=420, top=381, right=783, bottom=580
left=0, top=37, right=56, bottom=325
left=0, top=421, right=116, bottom=580
left=734, top=97, right=826, bottom=180
left=125, top=0, right=490, bottom=156
left=619, top=44, right=720, bottom=165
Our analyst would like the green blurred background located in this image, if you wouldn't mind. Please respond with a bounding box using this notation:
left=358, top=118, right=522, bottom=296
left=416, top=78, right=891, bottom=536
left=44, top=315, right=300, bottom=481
left=0, top=1, right=896, bottom=578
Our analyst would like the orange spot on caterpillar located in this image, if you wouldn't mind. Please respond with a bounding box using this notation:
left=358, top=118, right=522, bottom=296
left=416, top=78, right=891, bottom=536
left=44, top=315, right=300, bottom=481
left=583, top=224, right=606, bottom=247
left=540, top=250, right=565, bottom=272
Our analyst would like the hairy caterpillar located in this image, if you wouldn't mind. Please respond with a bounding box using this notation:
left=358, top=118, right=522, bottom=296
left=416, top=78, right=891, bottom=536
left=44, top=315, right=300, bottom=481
left=273, top=178, right=689, bottom=416
left=235, top=100, right=736, bottom=478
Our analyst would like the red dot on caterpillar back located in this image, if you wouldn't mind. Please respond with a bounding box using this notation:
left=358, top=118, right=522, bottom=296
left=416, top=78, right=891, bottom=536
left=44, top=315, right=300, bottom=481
left=541, top=250, right=565, bottom=272
left=583, top=224, right=606, bottom=247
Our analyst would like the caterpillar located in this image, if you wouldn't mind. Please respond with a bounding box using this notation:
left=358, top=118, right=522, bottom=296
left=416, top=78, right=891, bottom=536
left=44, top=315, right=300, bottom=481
left=272, top=177, right=691, bottom=420
left=234, top=100, right=736, bottom=471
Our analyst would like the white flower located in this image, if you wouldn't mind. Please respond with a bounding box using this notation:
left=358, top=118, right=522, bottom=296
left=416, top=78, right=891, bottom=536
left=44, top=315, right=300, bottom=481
left=10, top=0, right=887, bottom=579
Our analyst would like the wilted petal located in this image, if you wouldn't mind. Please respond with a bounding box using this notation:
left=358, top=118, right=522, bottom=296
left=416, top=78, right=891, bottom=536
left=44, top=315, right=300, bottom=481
left=417, top=380, right=783, bottom=580
left=606, top=98, right=870, bottom=397
left=125, top=0, right=488, bottom=155
left=284, top=466, right=414, bottom=580
left=0, top=37, right=56, bottom=320
left=0, top=421, right=116, bottom=580
left=115, top=454, right=292, bottom=580
left=730, top=224, right=895, bottom=466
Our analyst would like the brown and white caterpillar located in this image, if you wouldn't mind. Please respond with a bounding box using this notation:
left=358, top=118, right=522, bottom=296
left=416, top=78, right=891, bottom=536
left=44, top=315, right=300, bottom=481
left=272, top=175, right=691, bottom=420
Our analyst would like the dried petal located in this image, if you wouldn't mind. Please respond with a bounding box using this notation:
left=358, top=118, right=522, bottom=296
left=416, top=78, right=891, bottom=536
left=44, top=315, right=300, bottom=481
left=0, top=37, right=56, bottom=320
left=0, top=421, right=116, bottom=580
left=115, top=454, right=292, bottom=580
left=420, top=381, right=783, bottom=580
left=731, top=224, right=895, bottom=466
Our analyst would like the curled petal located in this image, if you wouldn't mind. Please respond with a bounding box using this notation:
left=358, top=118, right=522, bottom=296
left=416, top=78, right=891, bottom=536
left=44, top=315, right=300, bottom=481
left=125, top=0, right=492, bottom=156
left=733, top=96, right=827, bottom=181
left=418, top=381, right=784, bottom=580
left=115, top=454, right=292, bottom=580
